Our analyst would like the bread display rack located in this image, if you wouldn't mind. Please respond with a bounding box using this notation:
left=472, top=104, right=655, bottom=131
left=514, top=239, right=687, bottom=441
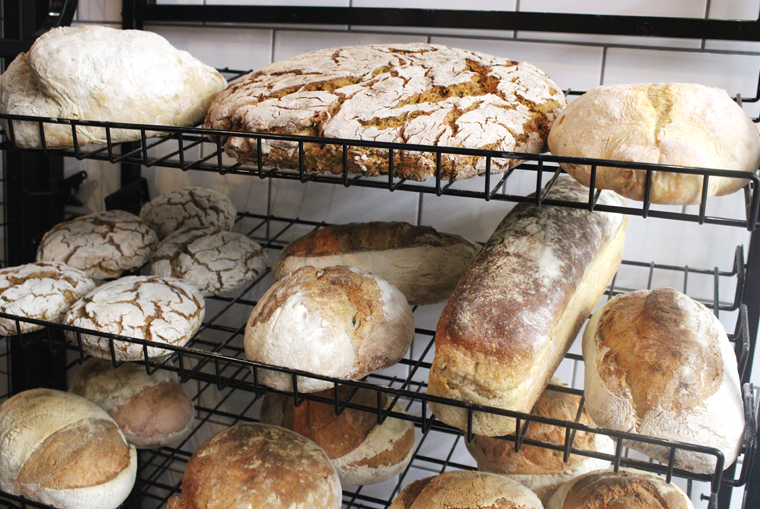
left=2, top=2, right=760, bottom=508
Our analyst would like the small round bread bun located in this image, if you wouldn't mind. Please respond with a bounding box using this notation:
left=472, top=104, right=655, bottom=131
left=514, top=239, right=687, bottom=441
left=0, top=388, right=137, bottom=509
left=36, top=210, right=159, bottom=280
left=167, top=423, right=341, bottom=509
left=261, top=385, right=415, bottom=485
left=547, top=83, right=760, bottom=205
left=70, top=358, right=195, bottom=449
left=65, top=275, right=205, bottom=361
left=150, top=227, right=268, bottom=296
left=465, top=377, right=614, bottom=504
left=389, top=470, right=543, bottom=509
left=545, top=468, right=694, bottom=509
left=245, top=265, right=415, bottom=393
left=0, top=261, right=96, bottom=335
left=139, top=187, right=237, bottom=240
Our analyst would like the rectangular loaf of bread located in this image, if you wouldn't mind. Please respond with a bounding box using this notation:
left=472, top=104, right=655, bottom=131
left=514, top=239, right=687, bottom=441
left=428, top=175, right=628, bottom=437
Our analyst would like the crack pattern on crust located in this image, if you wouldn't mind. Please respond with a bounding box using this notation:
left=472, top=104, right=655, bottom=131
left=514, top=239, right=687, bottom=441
left=36, top=210, right=158, bottom=280
left=139, top=187, right=237, bottom=240
left=64, top=275, right=205, bottom=361
left=150, top=227, right=268, bottom=296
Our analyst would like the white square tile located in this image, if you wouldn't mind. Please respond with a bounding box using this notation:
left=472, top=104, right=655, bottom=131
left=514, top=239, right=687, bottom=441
left=273, top=29, right=426, bottom=60
left=518, top=0, right=707, bottom=17
left=353, top=0, right=515, bottom=9
left=75, top=0, right=122, bottom=23
left=205, top=0, right=349, bottom=5
left=515, top=31, right=702, bottom=50
left=709, top=0, right=760, bottom=20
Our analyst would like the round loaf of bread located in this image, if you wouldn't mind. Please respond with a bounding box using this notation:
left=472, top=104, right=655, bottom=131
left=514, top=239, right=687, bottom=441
left=167, top=423, right=341, bottom=509
left=140, top=187, right=237, bottom=240
left=545, top=469, right=694, bottom=509
left=245, top=265, right=415, bottom=393
left=36, top=210, right=159, bottom=280
left=547, top=83, right=760, bottom=205
left=0, top=389, right=137, bottom=509
left=465, top=377, right=613, bottom=504
left=64, top=275, right=205, bottom=361
left=582, top=288, right=744, bottom=473
left=70, top=358, right=195, bottom=449
left=0, top=261, right=96, bottom=335
left=389, top=470, right=543, bottom=509
left=273, top=222, right=481, bottom=305
left=260, top=385, right=415, bottom=485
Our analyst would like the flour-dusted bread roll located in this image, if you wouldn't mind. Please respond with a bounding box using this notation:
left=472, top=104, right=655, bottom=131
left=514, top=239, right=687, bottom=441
left=465, top=378, right=614, bottom=505
left=389, top=470, right=543, bottom=509
left=70, top=358, right=195, bottom=449
left=273, top=222, right=481, bottom=305
left=428, top=176, right=627, bottom=437
left=0, top=25, right=226, bottom=149
left=0, top=389, right=137, bottom=509
left=36, top=210, right=159, bottom=280
left=140, top=187, right=237, bottom=240
left=167, top=423, right=341, bottom=509
left=0, top=262, right=96, bottom=335
left=206, top=43, right=566, bottom=181
left=545, top=469, right=694, bottom=509
left=65, top=276, right=205, bottom=362
left=583, top=287, right=744, bottom=473
left=245, top=265, right=414, bottom=393
left=547, top=83, right=760, bottom=205
left=261, top=385, right=415, bottom=485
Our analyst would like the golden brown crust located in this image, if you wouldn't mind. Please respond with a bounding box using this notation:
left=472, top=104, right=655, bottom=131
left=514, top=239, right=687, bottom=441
left=559, top=470, right=692, bottom=509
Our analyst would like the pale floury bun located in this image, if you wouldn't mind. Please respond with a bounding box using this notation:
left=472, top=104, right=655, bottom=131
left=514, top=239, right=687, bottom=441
left=139, top=187, right=237, bottom=240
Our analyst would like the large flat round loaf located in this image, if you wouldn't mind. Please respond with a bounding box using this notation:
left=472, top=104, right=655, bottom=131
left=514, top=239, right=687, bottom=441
left=206, top=43, right=566, bottom=181
left=547, top=83, right=760, bottom=205
left=582, top=288, right=744, bottom=473
left=0, top=25, right=226, bottom=149
left=273, top=221, right=481, bottom=305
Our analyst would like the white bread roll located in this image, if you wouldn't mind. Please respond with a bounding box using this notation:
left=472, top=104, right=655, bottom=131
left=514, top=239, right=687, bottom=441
left=547, top=83, right=760, bottom=205
left=260, top=386, right=415, bottom=485
left=245, top=265, right=415, bottom=393
left=0, top=389, right=137, bottom=509
left=139, top=187, right=237, bottom=240
left=546, top=468, right=694, bottom=509
left=70, top=358, right=195, bottom=449
left=428, top=176, right=627, bottom=437
left=582, top=287, right=744, bottom=473
left=465, top=378, right=613, bottom=504
left=167, top=423, right=341, bottom=509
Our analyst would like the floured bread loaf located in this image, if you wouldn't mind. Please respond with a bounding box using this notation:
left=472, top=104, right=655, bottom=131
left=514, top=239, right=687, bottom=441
left=140, top=187, right=237, bottom=240
left=465, top=378, right=613, bottom=505
left=0, top=261, right=95, bottom=335
left=245, top=265, right=414, bottom=392
left=36, top=210, right=159, bottom=280
left=167, top=423, right=341, bottom=509
left=583, top=288, right=744, bottom=473
left=548, top=83, right=760, bottom=205
left=206, top=43, right=566, bottom=181
left=70, top=358, right=195, bottom=449
left=428, top=176, right=628, bottom=437
left=64, top=275, right=205, bottom=361
left=0, top=25, right=226, bottom=149
left=273, top=221, right=481, bottom=305
left=0, top=389, right=137, bottom=509
left=261, top=385, right=415, bottom=485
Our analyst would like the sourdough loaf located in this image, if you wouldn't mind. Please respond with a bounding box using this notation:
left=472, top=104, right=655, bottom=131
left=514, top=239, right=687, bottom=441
left=139, top=187, right=237, bottom=240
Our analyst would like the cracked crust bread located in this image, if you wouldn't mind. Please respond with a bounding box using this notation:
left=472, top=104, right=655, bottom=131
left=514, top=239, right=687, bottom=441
left=245, top=265, right=415, bottom=393
left=205, top=43, right=566, bottom=181
left=546, top=469, right=694, bottom=509
left=167, top=423, right=341, bottom=509
left=582, top=288, right=744, bottom=474
left=428, top=176, right=628, bottom=437
left=139, top=187, right=238, bottom=240
left=273, top=221, right=481, bottom=305
left=0, top=389, right=137, bottom=509
left=150, top=227, right=268, bottom=297
left=465, top=377, right=614, bottom=505
left=0, top=261, right=96, bottom=335
left=389, top=470, right=543, bottom=509
left=260, top=385, right=415, bottom=486
left=547, top=83, right=760, bottom=205
left=36, top=210, right=159, bottom=280
left=64, top=275, right=205, bottom=362
left=0, top=25, right=226, bottom=150
left=70, top=358, right=195, bottom=449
